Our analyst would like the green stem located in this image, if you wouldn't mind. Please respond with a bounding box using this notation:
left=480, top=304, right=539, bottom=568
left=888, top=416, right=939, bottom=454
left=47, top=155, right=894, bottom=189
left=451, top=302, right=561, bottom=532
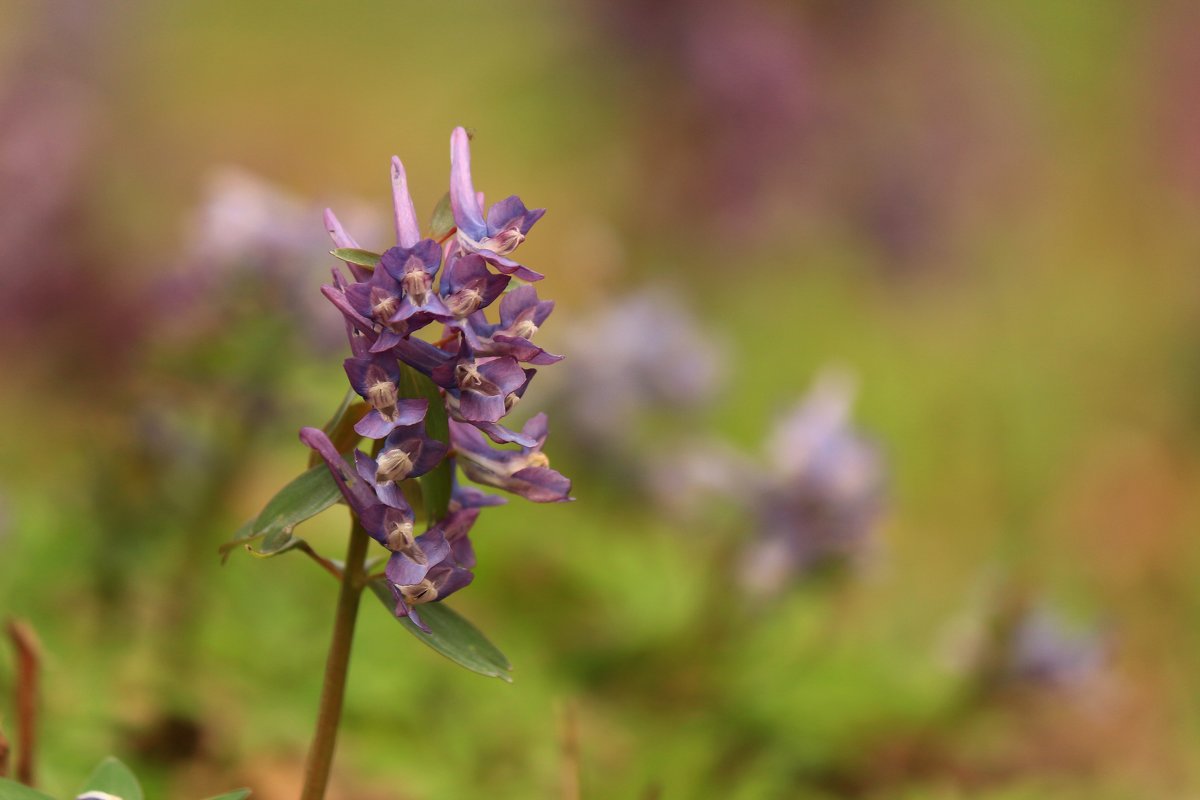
left=299, top=517, right=371, bottom=800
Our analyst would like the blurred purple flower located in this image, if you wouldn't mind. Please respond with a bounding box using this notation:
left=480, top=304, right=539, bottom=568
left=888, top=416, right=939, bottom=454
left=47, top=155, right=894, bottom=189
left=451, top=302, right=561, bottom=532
left=648, top=438, right=757, bottom=520
left=738, top=369, right=885, bottom=595
left=163, top=168, right=383, bottom=352
left=1007, top=607, right=1109, bottom=689
left=554, top=287, right=724, bottom=452
left=591, top=0, right=1027, bottom=268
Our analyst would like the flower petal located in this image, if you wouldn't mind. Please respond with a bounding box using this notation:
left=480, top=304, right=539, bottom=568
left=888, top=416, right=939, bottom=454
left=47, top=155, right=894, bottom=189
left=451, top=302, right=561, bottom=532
left=390, top=156, right=421, bottom=248
left=449, top=127, right=487, bottom=241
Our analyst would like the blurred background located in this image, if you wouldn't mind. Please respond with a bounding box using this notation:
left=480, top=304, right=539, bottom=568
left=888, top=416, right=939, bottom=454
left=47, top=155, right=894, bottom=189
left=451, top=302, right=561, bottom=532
left=0, top=0, right=1198, bottom=797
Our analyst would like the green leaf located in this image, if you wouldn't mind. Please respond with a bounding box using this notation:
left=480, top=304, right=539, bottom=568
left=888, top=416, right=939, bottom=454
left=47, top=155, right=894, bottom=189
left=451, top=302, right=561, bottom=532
left=219, top=461, right=345, bottom=561
left=369, top=580, right=512, bottom=681
left=219, top=518, right=258, bottom=562
left=429, top=192, right=455, bottom=240
left=398, top=365, right=451, bottom=525
left=201, top=790, right=252, bottom=800
left=0, top=778, right=55, bottom=800
left=77, top=756, right=143, bottom=800
left=247, top=526, right=305, bottom=558
left=308, top=389, right=367, bottom=469
left=330, top=248, right=381, bottom=268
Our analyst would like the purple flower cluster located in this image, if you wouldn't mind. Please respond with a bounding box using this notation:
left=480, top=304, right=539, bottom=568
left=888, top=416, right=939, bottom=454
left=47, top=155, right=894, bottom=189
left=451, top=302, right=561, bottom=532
left=301, top=128, right=571, bottom=629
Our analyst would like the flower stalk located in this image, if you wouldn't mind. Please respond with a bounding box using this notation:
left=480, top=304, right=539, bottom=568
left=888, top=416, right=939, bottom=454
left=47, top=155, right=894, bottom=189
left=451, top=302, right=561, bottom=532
left=299, top=517, right=372, bottom=800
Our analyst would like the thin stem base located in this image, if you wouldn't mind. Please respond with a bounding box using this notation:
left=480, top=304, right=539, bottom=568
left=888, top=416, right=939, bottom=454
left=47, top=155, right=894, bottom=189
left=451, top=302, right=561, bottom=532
left=299, top=518, right=371, bottom=800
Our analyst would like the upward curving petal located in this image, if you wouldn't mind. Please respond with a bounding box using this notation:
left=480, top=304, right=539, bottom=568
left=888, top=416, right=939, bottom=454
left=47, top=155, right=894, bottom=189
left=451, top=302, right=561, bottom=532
left=390, top=156, right=422, bottom=248
left=449, top=127, right=487, bottom=241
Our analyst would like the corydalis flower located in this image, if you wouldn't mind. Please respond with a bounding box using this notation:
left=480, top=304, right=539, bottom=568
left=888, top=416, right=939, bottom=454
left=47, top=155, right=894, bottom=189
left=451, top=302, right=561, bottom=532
left=462, top=284, right=563, bottom=365
left=385, top=535, right=474, bottom=622
left=372, top=421, right=449, bottom=484
left=379, top=239, right=449, bottom=321
left=381, top=487, right=482, bottom=625
left=449, top=127, right=546, bottom=282
left=450, top=414, right=572, bottom=503
left=738, top=369, right=884, bottom=596
left=300, top=427, right=419, bottom=554
left=431, top=341, right=529, bottom=424
left=392, top=335, right=538, bottom=446
left=343, top=353, right=428, bottom=438
left=441, top=251, right=510, bottom=318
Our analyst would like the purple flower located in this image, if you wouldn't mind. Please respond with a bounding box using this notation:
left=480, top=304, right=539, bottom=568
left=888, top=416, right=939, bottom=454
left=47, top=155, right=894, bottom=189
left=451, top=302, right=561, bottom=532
left=738, top=370, right=884, bottom=595
left=384, top=523, right=475, bottom=630
left=360, top=502, right=418, bottom=554
left=430, top=339, right=530, bottom=424
left=390, top=336, right=539, bottom=446
left=450, top=414, right=572, bottom=503
left=449, top=127, right=545, bottom=282
left=435, top=505, right=482, bottom=569
left=343, top=259, right=406, bottom=327
left=300, top=427, right=434, bottom=556
left=1007, top=607, right=1109, bottom=689
left=379, top=239, right=450, bottom=322
left=461, top=285, right=563, bottom=365
left=321, top=267, right=376, bottom=340
left=389, top=155, right=421, bottom=249
left=371, top=420, right=449, bottom=484
left=440, top=251, right=511, bottom=318
left=343, top=353, right=429, bottom=439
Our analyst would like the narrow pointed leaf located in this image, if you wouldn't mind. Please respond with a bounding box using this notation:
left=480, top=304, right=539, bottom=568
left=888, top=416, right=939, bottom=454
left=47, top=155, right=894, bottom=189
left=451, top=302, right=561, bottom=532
left=0, top=778, right=55, bottom=800
left=330, top=248, right=381, bottom=267
left=247, top=527, right=304, bottom=558
left=308, top=389, right=368, bottom=469
left=77, top=756, right=143, bottom=800
left=219, top=518, right=258, bottom=562
left=201, top=790, right=252, bottom=800
left=429, top=192, right=455, bottom=240
left=398, top=364, right=451, bottom=524
left=369, top=579, right=512, bottom=681
left=219, top=459, right=347, bottom=561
